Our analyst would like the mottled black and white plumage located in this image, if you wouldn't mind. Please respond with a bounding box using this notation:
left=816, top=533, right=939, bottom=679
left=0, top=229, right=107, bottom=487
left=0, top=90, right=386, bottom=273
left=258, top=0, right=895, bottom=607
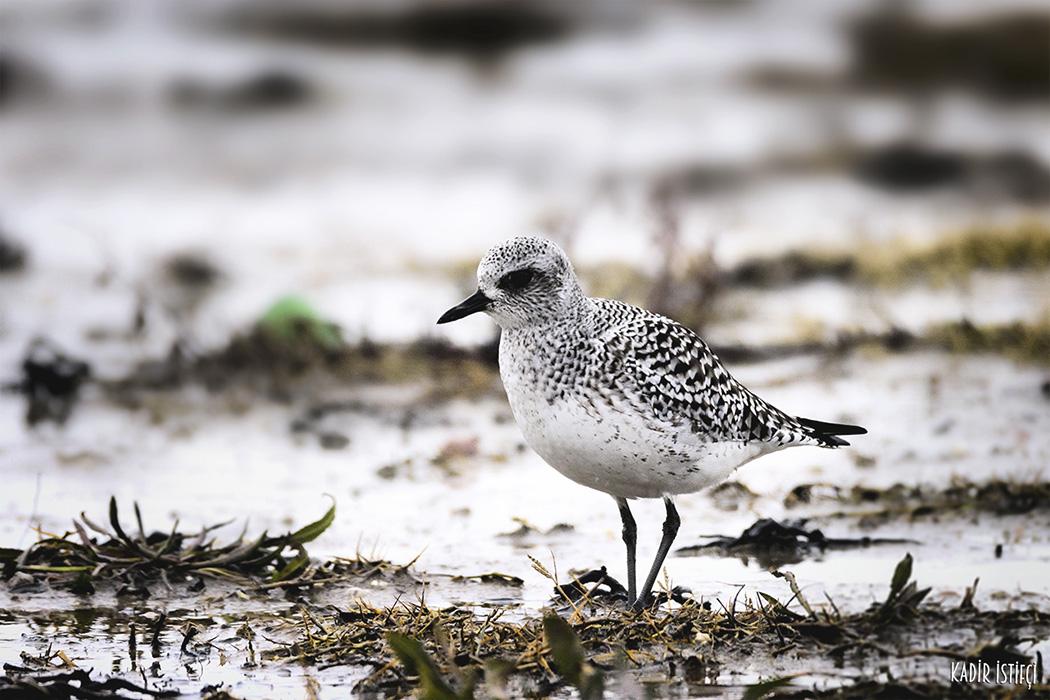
left=438, top=236, right=865, bottom=608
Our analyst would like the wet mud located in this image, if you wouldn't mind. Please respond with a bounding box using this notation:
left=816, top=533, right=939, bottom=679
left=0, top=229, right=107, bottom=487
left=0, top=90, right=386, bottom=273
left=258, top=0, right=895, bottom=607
left=3, top=481, right=1048, bottom=699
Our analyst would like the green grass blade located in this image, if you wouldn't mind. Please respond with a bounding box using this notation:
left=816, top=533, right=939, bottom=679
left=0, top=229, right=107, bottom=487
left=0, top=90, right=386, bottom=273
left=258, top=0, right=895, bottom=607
left=387, top=632, right=465, bottom=700
left=543, top=613, right=602, bottom=700
left=289, top=497, right=336, bottom=545
left=270, top=545, right=309, bottom=583
left=889, top=552, right=913, bottom=600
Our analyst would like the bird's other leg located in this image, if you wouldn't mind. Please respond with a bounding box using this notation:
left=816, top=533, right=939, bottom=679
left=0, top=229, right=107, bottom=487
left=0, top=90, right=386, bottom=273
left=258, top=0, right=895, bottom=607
left=615, top=497, right=637, bottom=606
left=635, top=497, right=680, bottom=609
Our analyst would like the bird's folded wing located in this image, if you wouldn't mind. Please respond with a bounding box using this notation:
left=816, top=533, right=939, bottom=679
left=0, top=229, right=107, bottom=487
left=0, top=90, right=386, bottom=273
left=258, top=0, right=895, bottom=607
left=595, top=300, right=806, bottom=445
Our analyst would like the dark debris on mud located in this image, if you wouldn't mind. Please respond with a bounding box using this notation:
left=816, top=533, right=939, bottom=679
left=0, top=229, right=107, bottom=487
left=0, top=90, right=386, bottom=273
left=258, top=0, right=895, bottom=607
left=678, top=517, right=917, bottom=569
left=224, top=0, right=579, bottom=64
left=2, top=664, right=179, bottom=699
left=783, top=478, right=1050, bottom=525
left=108, top=328, right=500, bottom=400
left=3, top=338, right=91, bottom=426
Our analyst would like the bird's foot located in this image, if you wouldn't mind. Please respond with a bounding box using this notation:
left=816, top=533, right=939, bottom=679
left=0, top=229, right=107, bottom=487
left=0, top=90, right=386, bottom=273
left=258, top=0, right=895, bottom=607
left=630, top=586, right=695, bottom=611
left=553, top=566, right=629, bottom=605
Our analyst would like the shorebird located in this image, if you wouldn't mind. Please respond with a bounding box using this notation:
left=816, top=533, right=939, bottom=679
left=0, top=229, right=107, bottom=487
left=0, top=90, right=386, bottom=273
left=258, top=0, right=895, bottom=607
left=438, top=236, right=865, bottom=608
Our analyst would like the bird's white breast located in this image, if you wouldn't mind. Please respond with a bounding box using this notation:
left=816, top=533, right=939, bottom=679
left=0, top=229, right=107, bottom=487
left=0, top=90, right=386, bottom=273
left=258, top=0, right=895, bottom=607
left=499, top=330, right=767, bottom=499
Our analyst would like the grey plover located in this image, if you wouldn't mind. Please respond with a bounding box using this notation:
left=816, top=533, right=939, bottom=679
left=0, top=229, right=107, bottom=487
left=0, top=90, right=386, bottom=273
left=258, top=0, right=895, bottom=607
left=438, top=236, right=865, bottom=608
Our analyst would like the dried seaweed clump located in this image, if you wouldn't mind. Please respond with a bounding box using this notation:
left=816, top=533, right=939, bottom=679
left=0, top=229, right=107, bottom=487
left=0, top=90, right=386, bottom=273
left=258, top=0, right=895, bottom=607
left=0, top=497, right=336, bottom=594
left=262, top=553, right=1048, bottom=699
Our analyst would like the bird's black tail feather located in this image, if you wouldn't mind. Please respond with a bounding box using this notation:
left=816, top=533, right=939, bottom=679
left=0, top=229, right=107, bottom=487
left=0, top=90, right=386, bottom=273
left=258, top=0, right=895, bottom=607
left=796, top=417, right=867, bottom=447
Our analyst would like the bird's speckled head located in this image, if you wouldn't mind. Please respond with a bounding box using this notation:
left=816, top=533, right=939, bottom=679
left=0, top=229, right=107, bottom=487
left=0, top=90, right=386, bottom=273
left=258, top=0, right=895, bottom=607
left=437, top=237, right=585, bottom=330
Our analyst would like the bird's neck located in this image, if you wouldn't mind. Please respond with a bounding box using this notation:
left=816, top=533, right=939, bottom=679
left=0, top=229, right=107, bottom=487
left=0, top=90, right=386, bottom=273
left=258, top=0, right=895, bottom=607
left=517, top=294, right=595, bottom=338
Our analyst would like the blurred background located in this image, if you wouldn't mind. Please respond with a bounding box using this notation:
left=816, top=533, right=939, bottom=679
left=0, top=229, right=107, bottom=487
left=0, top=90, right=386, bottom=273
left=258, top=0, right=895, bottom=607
left=1, top=0, right=1049, bottom=670
left=2, top=0, right=1047, bottom=364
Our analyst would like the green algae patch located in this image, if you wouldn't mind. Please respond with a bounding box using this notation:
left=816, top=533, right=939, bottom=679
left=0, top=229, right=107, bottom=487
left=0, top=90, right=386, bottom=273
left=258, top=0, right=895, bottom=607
left=258, top=295, right=343, bottom=349
left=579, top=260, right=658, bottom=310
left=726, top=218, right=1050, bottom=289
left=926, top=317, right=1050, bottom=365
left=716, top=317, right=1050, bottom=366
left=858, top=218, right=1050, bottom=288
left=729, top=250, right=857, bottom=289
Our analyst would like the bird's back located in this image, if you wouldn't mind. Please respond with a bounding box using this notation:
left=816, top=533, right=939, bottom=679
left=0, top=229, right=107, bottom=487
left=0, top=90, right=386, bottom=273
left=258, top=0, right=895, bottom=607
left=588, top=298, right=853, bottom=449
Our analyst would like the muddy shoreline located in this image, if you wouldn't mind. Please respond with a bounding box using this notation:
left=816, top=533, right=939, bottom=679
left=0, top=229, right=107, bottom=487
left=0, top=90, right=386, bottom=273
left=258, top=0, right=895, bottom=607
left=3, top=469, right=1048, bottom=699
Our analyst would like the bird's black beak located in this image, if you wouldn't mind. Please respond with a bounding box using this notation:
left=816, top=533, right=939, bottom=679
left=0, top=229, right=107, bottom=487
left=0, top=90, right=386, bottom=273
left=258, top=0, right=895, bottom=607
left=437, top=289, right=491, bottom=324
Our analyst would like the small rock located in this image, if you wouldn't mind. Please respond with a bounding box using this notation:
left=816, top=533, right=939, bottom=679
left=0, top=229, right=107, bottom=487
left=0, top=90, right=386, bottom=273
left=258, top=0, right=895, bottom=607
left=852, top=453, right=877, bottom=468
left=170, top=69, right=313, bottom=112
left=709, top=480, right=757, bottom=511
left=433, top=437, right=479, bottom=465
left=0, top=229, right=28, bottom=272
left=318, top=431, right=350, bottom=450
left=20, top=338, right=91, bottom=426
left=376, top=464, right=399, bottom=480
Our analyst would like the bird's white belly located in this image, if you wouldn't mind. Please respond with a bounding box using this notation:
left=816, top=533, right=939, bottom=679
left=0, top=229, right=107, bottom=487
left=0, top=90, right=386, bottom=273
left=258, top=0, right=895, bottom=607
left=505, top=384, right=766, bottom=500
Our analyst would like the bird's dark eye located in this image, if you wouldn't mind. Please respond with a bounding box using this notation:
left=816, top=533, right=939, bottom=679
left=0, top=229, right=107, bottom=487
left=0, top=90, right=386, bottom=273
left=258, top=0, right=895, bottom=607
left=497, top=268, right=536, bottom=292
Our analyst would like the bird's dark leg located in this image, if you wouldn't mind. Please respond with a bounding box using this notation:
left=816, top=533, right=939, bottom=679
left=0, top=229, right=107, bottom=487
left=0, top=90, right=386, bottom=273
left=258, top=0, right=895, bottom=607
left=635, top=497, right=680, bottom=609
left=615, top=497, right=637, bottom=606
